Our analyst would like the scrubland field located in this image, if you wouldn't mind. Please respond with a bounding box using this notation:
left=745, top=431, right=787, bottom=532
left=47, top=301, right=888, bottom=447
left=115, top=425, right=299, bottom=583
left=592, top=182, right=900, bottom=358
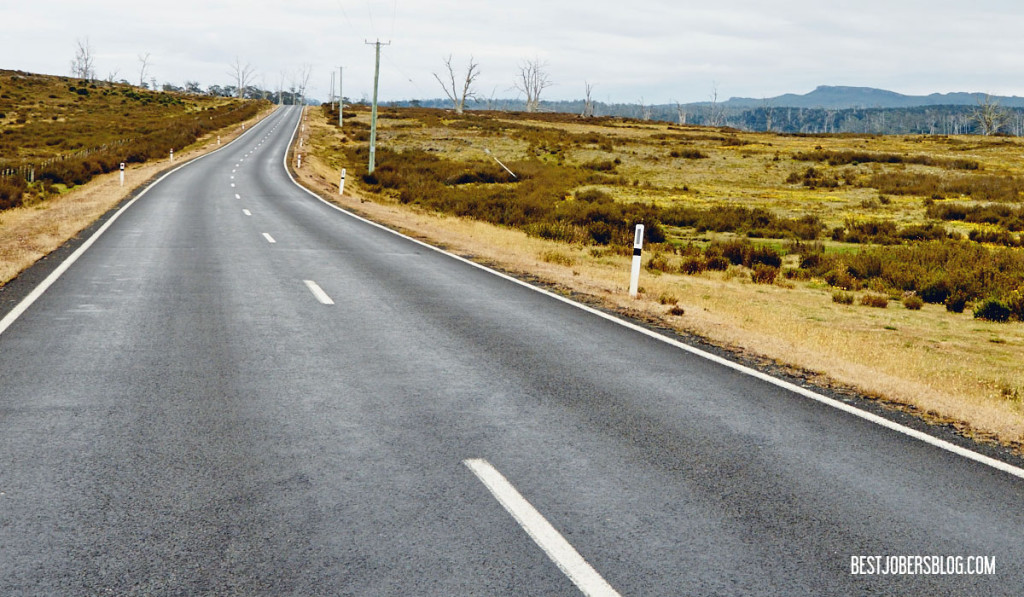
left=295, top=104, right=1024, bottom=451
left=0, top=70, right=271, bottom=282
left=0, top=69, right=268, bottom=209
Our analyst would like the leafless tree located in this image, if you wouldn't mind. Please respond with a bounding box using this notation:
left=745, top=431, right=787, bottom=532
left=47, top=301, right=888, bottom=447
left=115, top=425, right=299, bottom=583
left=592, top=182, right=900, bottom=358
left=971, top=94, right=1009, bottom=136
left=229, top=56, right=257, bottom=99
left=581, top=81, right=595, bottom=118
left=705, top=83, right=725, bottom=127
left=824, top=109, right=837, bottom=134
left=138, top=53, right=151, bottom=88
left=673, top=100, right=687, bottom=125
left=70, top=37, right=96, bottom=80
left=105, top=69, right=119, bottom=86
left=762, top=98, right=775, bottom=132
left=433, top=55, right=479, bottom=114
left=514, top=58, right=552, bottom=112
left=638, top=97, right=652, bottom=121
left=295, top=64, right=312, bottom=104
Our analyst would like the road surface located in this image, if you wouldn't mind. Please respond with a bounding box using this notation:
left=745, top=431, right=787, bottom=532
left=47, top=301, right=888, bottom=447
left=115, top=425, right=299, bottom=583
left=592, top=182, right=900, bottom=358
left=1, top=105, right=1021, bottom=595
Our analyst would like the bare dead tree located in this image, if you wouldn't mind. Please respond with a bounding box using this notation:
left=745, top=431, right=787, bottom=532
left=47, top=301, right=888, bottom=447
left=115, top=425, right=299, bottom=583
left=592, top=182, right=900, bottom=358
left=638, top=97, right=652, bottom=121
left=971, top=94, right=1009, bottom=136
left=762, top=98, right=775, bottom=132
left=70, top=37, right=96, bottom=80
left=138, top=53, right=151, bottom=88
left=514, top=58, right=552, bottom=112
left=673, top=100, right=687, bottom=125
left=581, top=81, right=595, bottom=118
left=706, top=83, right=725, bottom=127
left=296, top=64, right=312, bottom=104
left=229, top=57, right=257, bottom=99
left=433, top=55, right=479, bottom=114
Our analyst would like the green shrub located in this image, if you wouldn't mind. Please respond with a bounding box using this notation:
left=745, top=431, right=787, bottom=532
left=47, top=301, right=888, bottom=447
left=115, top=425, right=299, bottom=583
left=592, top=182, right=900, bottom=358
left=669, top=148, right=708, bottom=159
left=0, top=176, right=26, bottom=209
left=945, top=292, right=968, bottom=313
left=832, top=291, right=855, bottom=305
left=902, top=294, right=924, bottom=310
left=752, top=265, right=779, bottom=284
left=860, top=293, right=889, bottom=308
left=679, top=256, right=707, bottom=275
left=974, top=298, right=1012, bottom=322
left=1006, top=287, right=1024, bottom=320
left=705, top=255, right=730, bottom=271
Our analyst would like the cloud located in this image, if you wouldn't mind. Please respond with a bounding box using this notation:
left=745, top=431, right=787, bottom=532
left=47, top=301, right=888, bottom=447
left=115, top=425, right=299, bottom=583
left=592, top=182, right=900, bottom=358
left=4, top=0, right=1024, bottom=102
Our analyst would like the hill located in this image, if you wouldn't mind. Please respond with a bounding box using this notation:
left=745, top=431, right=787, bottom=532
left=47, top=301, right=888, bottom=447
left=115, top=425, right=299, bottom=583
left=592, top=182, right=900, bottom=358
left=719, top=85, right=1024, bottom=109
left=0, top=69, right=268, bottom=209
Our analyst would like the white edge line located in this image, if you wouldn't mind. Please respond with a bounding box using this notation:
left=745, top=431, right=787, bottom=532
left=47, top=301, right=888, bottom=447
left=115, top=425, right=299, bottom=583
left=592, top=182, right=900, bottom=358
left=303, top=280, right=335, bottom=305
left=0, top=106, right=283, bottom=339
left=242, top=209, right=252, bottom=216
left=262, top=233, right=276, bottom=244
left=463, top=459, right=621, bottom=597
left=275, top=109, right=1024, bottom=483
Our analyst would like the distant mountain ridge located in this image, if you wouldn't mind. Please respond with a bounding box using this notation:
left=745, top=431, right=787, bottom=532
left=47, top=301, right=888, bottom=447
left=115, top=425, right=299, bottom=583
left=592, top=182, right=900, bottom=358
left=719, top=85, right=1024, bottom=109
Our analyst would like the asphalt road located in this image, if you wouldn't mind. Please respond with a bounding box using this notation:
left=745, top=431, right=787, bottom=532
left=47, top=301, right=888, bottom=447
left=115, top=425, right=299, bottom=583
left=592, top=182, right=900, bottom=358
left=1, top=105, right=1022, bottom=595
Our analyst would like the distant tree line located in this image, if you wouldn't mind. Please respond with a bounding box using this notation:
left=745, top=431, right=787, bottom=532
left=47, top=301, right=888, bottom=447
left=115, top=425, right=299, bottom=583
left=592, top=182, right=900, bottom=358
left=386, top=98, right=1024, bottom=137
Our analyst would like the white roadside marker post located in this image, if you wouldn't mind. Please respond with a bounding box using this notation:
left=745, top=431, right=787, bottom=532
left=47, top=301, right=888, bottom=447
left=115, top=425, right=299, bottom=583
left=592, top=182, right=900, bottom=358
left=169, top=149, right=174, bottom=162
left=340, top=168, right=346, bottom=195
left=297, top=154, right=302, bottom=169
left=119, top=162, right=125, bottom=187
left=629, top=224, right=644, bottom=298
left=217, top=135, right=221, bottom=146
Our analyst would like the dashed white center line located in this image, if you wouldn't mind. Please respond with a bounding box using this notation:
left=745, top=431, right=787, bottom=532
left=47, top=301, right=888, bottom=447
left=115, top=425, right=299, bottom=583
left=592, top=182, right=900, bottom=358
left=262, top=233, right=276, bottom=244
left=242, top=209, right=251, bottom=216
left=231, top=183, right=236, bottom=187
left=303, top=280, right=335, bottom=305
left=464, top=459, right=621, bottom=597
left=235, top=193, right=241, bottom=199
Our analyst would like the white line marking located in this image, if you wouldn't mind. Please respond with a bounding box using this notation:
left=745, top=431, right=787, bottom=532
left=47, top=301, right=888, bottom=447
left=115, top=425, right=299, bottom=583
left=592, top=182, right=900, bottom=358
left=0, top=106, right=283, bottom=339
left=242, top=209, right=251, bottom=216
left=279, top=108, right=1024, bottom=483
left=235, top=193, right=241, bottom=199
left=231, top=183, right=236, bottom=187
left=262, top=233, right=276, bottom=244
left=464, top=459, right=620, bottom=597
left=303, top=280, right=335, bottom=305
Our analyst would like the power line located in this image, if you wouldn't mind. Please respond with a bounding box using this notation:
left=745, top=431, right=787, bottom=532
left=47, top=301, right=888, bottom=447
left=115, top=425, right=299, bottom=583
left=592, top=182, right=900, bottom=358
left=390, top=0, right=398, bottom=40
left=334, top=0, right=358, bottom=35
left=366, top=0, right=379, bottom=40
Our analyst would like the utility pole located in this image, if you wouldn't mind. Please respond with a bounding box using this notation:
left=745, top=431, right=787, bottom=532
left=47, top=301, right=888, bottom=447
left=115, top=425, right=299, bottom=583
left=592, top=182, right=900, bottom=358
left=338, top=66, right=344, bottom=129
left=329, top=70, right=335, bottom=108
left=365, top=39, right=389, bottom=174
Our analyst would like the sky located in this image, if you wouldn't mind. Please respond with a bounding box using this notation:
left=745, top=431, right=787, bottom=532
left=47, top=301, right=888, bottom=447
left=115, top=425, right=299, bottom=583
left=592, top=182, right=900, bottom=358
left=3, top=1, right=1024, bottom=105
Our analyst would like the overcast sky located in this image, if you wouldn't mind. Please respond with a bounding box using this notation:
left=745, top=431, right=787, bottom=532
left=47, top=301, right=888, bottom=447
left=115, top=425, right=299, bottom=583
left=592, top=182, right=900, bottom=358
left=3, top=1, right=1024, bottom=104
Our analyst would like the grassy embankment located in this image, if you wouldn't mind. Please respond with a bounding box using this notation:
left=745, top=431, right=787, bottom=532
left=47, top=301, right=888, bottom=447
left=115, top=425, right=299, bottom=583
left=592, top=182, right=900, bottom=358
left=0, top=70, right=272, bottom=283
left=292, top=104, right=1024, bottom=452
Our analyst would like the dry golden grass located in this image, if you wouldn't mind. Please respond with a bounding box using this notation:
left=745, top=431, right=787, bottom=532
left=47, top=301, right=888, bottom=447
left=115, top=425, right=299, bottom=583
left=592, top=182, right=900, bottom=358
left=296, top=106, right=1024, bottom=452
left=0, top=106, right=274, bottom=285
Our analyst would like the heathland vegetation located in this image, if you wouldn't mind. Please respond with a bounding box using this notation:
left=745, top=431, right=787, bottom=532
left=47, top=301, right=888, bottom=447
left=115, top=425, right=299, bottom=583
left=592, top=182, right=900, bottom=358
left=318, top=103, right=1024, bottom=323
left=296, top=103, right=1024, bottom=449
left=0, top=69, right=269, bottom=209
